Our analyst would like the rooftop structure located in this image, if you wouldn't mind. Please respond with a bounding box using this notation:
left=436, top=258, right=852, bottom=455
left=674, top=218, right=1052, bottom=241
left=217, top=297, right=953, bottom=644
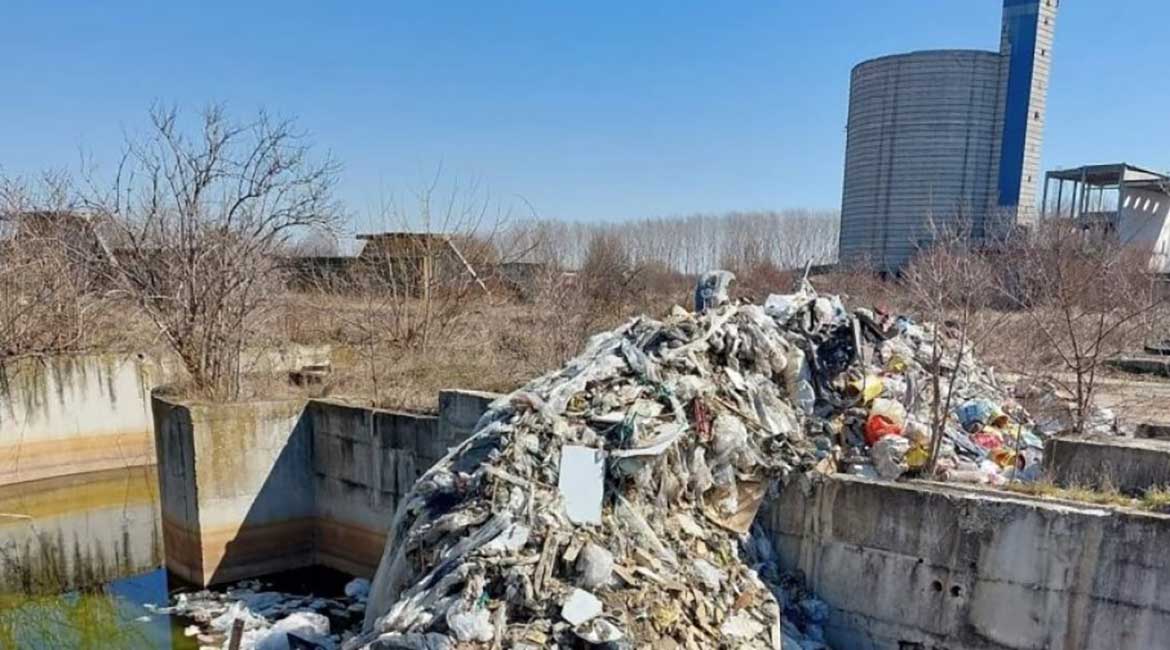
left=838, top=0, right=1059, bottom=272
left=355, top=231, right=490, bottom=293
left=1042, top=163, right=1170, bottom=272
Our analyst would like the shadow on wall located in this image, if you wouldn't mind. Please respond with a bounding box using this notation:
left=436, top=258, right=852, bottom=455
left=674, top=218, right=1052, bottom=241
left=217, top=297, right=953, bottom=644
left=153, top=390, right=497, bottom=587
left=207, top=408, right=316, bottom=586
left=153, top=397, right=313, bottom=587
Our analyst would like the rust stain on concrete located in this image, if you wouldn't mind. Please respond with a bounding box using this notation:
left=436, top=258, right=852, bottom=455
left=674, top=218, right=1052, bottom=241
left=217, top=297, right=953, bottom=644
left=0, top=431, right=155, bottom=487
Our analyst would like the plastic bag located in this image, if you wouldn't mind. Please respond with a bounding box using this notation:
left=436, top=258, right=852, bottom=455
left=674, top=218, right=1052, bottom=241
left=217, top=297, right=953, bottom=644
left=971, top=428, right=1004, bottom=451
left=865, top=415, right=903, bottom=446
left=957, top=399, right=1006, bottom=431
left=905, top=444, right=930, bottom=470
left=866, top=398, right=907, bottom=443
left=785, top=347, right=815, bottom=414
left=871, top=436, right=910, bottom=479
left=695, top=270, right=735, bottom=312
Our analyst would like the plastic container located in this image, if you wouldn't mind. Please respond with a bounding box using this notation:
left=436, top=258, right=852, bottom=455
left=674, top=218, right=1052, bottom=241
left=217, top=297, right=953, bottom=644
left=905, top=444, right=930, bottom=469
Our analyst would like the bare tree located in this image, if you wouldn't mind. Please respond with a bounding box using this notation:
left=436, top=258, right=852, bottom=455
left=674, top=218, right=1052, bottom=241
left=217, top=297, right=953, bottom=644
left=0, top=171, right=110, bottom=366
left=507, top=209, right=839, bottom=275
left=81, top=104, right=340, bottom=400
left=580, top=231, right=633, bottom=305
left=996, top=219, right=1165, bottom=434
left=902, top=217, right=1004, bottom=474
left=298, top=175, right=524, bottom=405
left=354, top=176, right=512, bottom=349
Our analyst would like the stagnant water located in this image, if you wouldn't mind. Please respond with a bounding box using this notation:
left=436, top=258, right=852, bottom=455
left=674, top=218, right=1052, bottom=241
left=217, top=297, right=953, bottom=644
left=0, top=465, right=358, bottom=649
left=0, top=569, right=200, bottom=649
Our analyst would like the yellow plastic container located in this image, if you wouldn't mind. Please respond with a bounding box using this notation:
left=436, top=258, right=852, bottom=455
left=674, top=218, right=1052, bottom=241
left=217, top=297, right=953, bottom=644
left=906, top=445, right=930, bottom=469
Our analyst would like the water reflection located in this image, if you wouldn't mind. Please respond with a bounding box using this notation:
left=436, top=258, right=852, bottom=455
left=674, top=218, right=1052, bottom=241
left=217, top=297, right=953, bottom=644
left=0, top=569, right=198, bottom=650
left=0, top=466, right=162, bottom=592
left=0, top=466, right=364, bottom=649
left=0, top=466, right=197, bottom=649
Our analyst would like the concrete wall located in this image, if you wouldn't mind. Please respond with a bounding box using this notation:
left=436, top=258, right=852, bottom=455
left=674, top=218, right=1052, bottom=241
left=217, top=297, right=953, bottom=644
left=154, top=385, right=1170, bottom=649
left=0, top=354, right=158, bottom=487
left=1117, top=188, right=1170, bottom=273
left=154, top=397, right=315, bottom=586
left=0, top=346, right=332, bottom=489
left=763, top=474, right=1170, bottom=650
left=153, top=388, right=500, bottom=586
left=437, top=389, right=497, bottom=450
left=308, top=401, right=438, bottom=577
left=310, top=389, right=496, bottom=575
left=1045, top=436, right=1170, bottom=495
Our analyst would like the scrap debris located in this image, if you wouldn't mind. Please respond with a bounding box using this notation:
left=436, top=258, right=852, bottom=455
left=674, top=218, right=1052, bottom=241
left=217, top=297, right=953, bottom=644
left=349, top=275, right=1054, bottom=650
left=155, top=577, right=371, bottom=649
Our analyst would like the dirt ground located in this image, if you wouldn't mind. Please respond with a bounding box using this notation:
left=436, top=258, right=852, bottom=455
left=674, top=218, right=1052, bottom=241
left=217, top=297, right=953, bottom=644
left=1089, top=371, right=1170, bottom=427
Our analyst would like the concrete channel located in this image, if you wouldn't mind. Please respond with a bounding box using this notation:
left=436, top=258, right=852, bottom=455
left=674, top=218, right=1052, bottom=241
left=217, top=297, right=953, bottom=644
left=4, top=351, right=1170, bottom=648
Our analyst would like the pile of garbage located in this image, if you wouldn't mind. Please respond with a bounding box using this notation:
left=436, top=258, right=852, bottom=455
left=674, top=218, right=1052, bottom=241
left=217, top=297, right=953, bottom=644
left=151, top=577, right=371, bottom=649
left=347, top=277, right=1048, bottom=650
left=758, top=289, right=1048, bottom=486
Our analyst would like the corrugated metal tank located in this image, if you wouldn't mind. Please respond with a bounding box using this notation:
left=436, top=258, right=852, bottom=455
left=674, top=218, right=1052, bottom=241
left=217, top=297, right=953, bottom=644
left=839, top=50, right=1003, bottom=272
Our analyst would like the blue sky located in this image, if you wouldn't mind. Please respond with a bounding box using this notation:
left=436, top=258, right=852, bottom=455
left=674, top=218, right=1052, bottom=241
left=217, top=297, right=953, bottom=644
left=1, top=1, right=1165, bottom=223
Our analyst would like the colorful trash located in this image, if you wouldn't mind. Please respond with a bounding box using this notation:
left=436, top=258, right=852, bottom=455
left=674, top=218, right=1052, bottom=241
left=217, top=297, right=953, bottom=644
left=848, top=375, right=885, bottom=404
left=865, top=414, right=903, bottom=445
left=971, top=428, right=1004, bottom=451
left=957, top=399, right=1007, bottom=432
left=905, top=444, right=931, bottom=470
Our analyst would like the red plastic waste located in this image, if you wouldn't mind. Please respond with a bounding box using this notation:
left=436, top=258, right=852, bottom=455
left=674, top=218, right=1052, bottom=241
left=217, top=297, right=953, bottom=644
left=865, top=414, right=903, bottom=446
left=971, top=430, right=1004, bottom=451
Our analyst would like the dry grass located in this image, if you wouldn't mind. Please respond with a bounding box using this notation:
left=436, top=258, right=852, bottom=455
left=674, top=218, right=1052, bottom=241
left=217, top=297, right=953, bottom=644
left=149, top=276, right=1166, bottom=410
left=18, top=263, right=1165, bottom=412
left=1003, top=480, right=1170, bottom=513
left=279, top=283, right=692, bottom=412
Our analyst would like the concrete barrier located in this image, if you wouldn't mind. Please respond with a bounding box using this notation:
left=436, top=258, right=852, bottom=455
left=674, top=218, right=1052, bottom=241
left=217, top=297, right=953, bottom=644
left=310, top=390, right=499, bottom=576
left=0, top=346, right=332, bottom=489
left=763, top=474, right=1170, bottom=650
left=1044, top=436, right=1170, bottom=495
left=153, top=397, right=315, bottom=586
left=152, top=389, right=501, bottom=586
left=0, top=354, right=158, bottom=487
left=307, top=401, right=439, bottom=577
left=152, top=386, right=1170, bottom=648
left=438, top=388, right=497, bottom=445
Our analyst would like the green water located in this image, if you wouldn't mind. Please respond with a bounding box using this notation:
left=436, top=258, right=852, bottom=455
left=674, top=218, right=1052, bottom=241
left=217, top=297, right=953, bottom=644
left=0, top=466, right=362, bottom=649
left=0, top=569, right=199, bottom=650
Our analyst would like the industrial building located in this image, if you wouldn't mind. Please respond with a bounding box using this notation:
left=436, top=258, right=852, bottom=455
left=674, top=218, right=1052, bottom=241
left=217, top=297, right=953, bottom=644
left=838, top=0, right=1058, bottom=272
left=1042, top=163, right=1170, bottom=272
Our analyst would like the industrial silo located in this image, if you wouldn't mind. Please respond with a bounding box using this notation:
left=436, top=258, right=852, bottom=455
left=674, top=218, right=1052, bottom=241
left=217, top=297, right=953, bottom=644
left=838, top=0, right=1058, bottom=273
left=839, top=50, right=1003, bottom=271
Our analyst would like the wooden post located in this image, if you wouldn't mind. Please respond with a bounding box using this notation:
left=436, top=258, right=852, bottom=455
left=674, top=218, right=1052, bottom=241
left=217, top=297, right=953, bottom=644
left=227, top=618, right=245, bottom=650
